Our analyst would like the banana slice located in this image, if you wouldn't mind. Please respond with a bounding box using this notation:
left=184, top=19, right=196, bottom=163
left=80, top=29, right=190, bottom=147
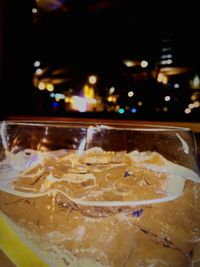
left=0, top=211, right=48, bottom=267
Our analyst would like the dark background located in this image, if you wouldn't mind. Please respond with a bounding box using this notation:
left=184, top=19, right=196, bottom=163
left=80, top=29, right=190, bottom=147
left=1, top=0, right=200, bottom=121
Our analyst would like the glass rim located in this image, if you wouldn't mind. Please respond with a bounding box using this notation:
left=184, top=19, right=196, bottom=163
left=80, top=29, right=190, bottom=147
left=0, top=120, right=193, bottom=132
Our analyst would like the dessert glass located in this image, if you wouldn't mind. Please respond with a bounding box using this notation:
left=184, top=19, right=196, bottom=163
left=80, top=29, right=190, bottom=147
left=0, top=120, right=200, bottom=267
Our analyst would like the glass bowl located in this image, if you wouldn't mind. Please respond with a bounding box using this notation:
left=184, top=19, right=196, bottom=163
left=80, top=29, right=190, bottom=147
left=0, top=120, right=200, bottom=267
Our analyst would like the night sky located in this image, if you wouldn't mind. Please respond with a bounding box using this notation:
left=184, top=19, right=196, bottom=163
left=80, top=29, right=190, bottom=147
left=1, top=0, right=200, bottom=119
left=3, top=0, right=200, bottom=75
left=31, top=1, right=199, bottom=67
